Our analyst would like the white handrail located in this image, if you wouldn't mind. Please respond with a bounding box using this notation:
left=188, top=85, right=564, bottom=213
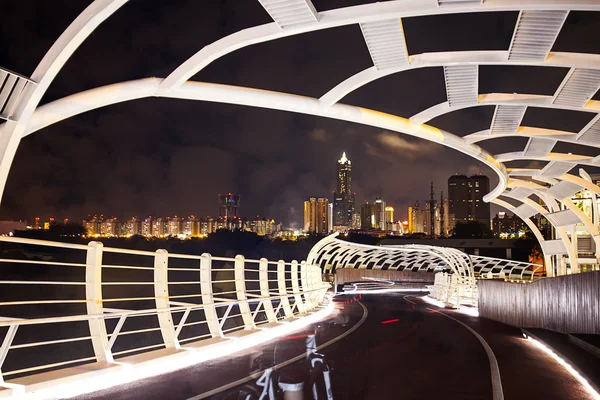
left=0, top=236, right=329, bottom=388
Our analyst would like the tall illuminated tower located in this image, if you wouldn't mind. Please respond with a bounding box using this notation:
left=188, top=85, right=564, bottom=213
left=333, top=152, right=355, bottom=229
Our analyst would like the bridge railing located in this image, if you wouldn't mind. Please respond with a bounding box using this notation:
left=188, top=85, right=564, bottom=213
left=0, top=236, right=329, bottom=392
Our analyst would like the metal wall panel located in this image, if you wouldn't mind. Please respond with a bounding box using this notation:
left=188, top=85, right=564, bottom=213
left=479, top=272, right=600, bottom=334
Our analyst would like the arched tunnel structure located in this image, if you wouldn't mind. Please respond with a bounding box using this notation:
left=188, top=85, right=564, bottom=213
left=2, top=0, right=600, bottom=277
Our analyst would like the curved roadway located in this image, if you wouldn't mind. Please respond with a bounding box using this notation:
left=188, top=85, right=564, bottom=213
left=80, top=289, right=593, bottom=400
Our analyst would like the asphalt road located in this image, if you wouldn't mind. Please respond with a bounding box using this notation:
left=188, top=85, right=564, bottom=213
left=79, top=289, right=595, bottom=400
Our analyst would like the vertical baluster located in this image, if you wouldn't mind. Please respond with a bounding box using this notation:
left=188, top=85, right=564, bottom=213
left=235, top=255, right=255, bottom=329
left=154, top=249, right=178, bottom=348
left=200, top=254, right=223, bottom=338
left=85, top=241, right=113, bottom=363
left=291, top=260, right=305, bottom=314
left=259, top=258, right=277, bottom=322
left=277, top=260, right=293, bottom=318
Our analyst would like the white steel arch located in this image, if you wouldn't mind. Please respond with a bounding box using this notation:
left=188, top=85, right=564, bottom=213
left=1, top=0, right=600, bottom=276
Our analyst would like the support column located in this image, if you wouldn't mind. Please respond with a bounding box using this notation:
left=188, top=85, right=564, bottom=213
left=291, top=260, right=305, bottom=314
left=85, top=241, right=113, bottom=363
left=154, top=249, right=178, bottom=348
left=571, top=224, right=579, bottom=274
left=234, top=255, right=255, bottom=330
left=277, top=260, right=293, bottom=318
left=259, top=258, right=277, bottom=322
left=200, top=253, right=223, bottom=338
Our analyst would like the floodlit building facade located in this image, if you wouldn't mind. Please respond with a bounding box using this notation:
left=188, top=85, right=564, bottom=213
left=332, top=152, right=355, bottom=231
left=304, top=197, right=329, bottom=234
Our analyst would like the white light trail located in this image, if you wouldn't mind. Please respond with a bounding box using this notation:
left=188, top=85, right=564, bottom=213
left=524, top=335, right=600, bottom=400
left=15, top=298, right=335, bottom=400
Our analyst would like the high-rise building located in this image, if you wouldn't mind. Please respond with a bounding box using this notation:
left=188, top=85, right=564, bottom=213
left=83, top=217, right=101, bottom=237
left=303, top=197, right=329, bottom=234
left=385, top=206, right=394, bottom=230
left=448, top=174, right=469, bottom=224
left=407, top=201, right=426, bottom=233
left=360, top=202, right=377, bottom=230
left=152, top=218, right=166, bottom=237
left=469, top=174, right=490, bottom=226
left=448, top=174, right=491, bottom=228
left=167, top=217, right=181, bottom=236
left=141, top=217, right=152, bottom=236
left=122, top=217, right=141, bottom=236
left=352, top=212, right=361, bottom=230
left=375, top=197, right=386, bottom=230
left=218, top=193, right=240, bottom=220
left=332, top=152, right=355, bottom=230
left=101, top=218, right=119, bottom=237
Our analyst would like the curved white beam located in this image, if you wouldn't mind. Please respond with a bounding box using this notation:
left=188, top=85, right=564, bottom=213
left=465, top=127, right=580, bottom=145
left=495, top=152, right=595, bottom=165
left=17, top=78, right=507, bottom=202
left=161, top=0, right=600, bottom=90
left=509, top=179, right=600, bottom=237
left=410, top=93, right=600, bottom=125
left=490, top=197, right=552, bottom=269
left=0, top=0, right=128, bottom=203
left=321, top=52, right=600, bottom=106
left=502, top=194, right=577, bottom=271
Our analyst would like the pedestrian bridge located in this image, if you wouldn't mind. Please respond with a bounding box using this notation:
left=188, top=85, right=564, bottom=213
left=0, top=234, right=539, bottom=398
left=1, top=0, right=600, bottom=398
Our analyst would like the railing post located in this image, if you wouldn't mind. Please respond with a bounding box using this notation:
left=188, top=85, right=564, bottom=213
left=291, top=260, right=305, bottom=314
left=85, top=241, right=113, bottom=363
left=235, top=255, right=255, bottom=330
left=200, top=253, right=223, bottom=338
left=277, top=260, right=293, bottom=318
left=259, top=258, right=277, bottom=322
left=154, top=249, right=179, bottom=348
left=300, top=261, right=312, bottom=310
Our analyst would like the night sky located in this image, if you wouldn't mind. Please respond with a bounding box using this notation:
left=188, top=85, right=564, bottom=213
left=1, top=1, right=600, bottom=228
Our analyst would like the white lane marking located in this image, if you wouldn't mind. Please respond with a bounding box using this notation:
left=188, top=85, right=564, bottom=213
left=187, top=301, right=369, bottom=400
left=424, top=306, right=504, bottom=400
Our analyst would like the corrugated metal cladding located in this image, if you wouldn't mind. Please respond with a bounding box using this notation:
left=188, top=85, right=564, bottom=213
left=478, top=271, right=600, bottom=334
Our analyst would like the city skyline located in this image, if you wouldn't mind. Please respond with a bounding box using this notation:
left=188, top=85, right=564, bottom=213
left=0, top=2, right=522, bottom=229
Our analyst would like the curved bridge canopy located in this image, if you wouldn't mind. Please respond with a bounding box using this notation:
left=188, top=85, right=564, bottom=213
left=1, top=0, right=600, bottom=275
left=308, top=234, right=542, bottom=281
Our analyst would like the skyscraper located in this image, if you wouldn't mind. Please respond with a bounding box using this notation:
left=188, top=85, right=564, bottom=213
left=303, top=197, right=329, bottom=234
left=448, top=174, right=469, bottom=224
left=385, top=206, right=394, bottom=229
left=333, top=152, right=355, bottom=230
left=448, top=174, right=491, bottom=228
left=407, top=201, right=426, bottom=233
left=469, top=174, right=491, bottom=226
left=218, top=193, right=240, bottom=220
left=374, top=197, right=386, bottom=230
left=360, top=202, right=377, bottom=230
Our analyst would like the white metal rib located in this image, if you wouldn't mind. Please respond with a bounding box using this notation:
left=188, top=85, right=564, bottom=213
left=553, top=68, right=600, bottom=107
left=359, top=19, right=409, bottom=71
left=523, top=137, right=557, bottom=158
left=257, top=0, right=319, bottom=28
left=443, top=65, right=478, bottom=107
left=490, top=105, right=527, bottom=135
left=508, top=10, right=569, bottom=61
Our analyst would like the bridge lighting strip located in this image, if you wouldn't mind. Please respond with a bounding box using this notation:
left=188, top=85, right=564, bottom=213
left=343, top=288, right=430, bottom=295
left=420, top=295, right=480, bottom=317
left=17, top=297, right=335, bottom=400
left=523, top=334, right=600, bottom=400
